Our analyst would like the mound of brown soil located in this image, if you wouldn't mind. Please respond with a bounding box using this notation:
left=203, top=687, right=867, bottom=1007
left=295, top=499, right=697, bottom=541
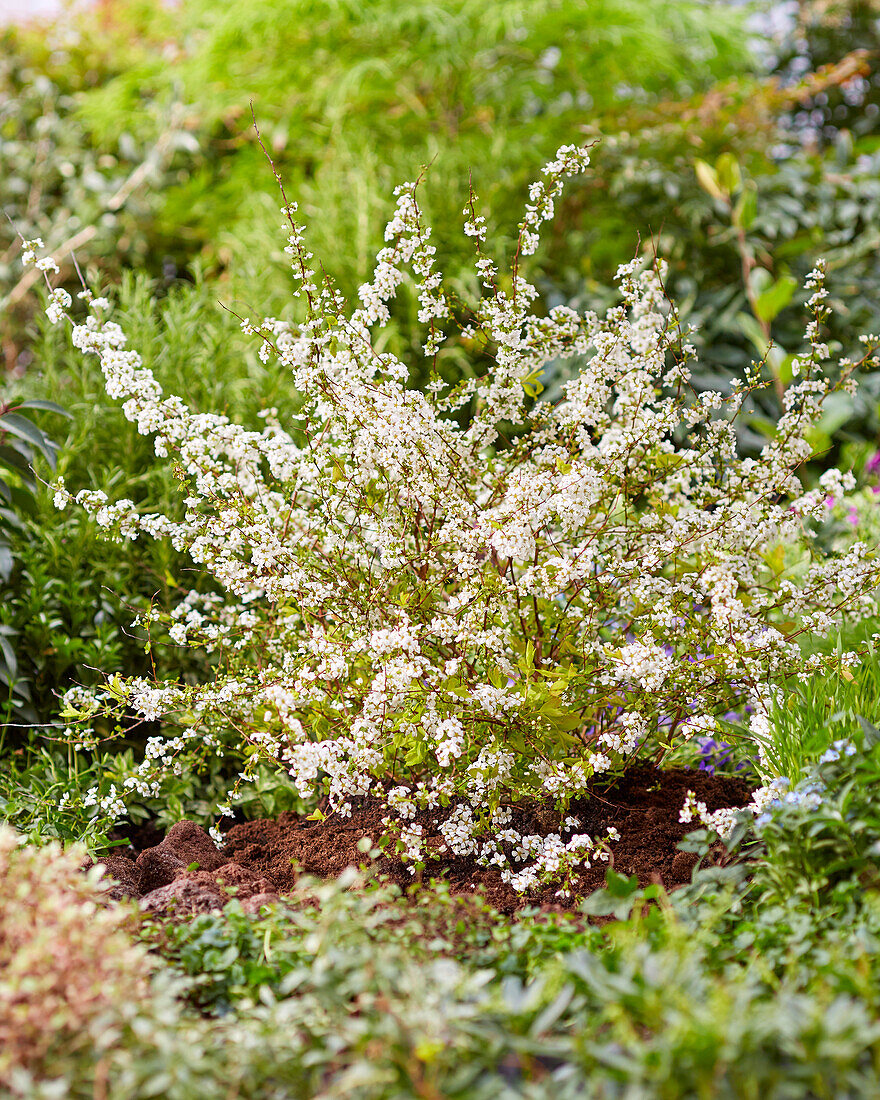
left=91, top=765, right=752, bottom=916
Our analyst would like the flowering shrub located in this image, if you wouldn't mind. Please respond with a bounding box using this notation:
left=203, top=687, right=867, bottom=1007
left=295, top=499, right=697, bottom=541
left=25, top=143, right=880, bottom=887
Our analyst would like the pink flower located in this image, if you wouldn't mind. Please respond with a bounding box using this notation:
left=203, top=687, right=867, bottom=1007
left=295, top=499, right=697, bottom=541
left=848, top=506, right=859, bottom=527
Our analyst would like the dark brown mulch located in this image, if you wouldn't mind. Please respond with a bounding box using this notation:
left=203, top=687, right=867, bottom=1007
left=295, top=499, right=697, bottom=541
left=88, top=765, right=753, bottom=917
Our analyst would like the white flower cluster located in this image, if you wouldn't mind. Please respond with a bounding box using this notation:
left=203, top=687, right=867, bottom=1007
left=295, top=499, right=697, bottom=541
left=382, top=799, right=618, bottom=893
left=30, top=143, right=880, bottom=892
left=502, top=823, right=620, bottom=897
left=679, top=790, right=745, bottom=839
left=21, top=237, right=59, bottom=273
left=82, top=783, right=126, bottom=822
left=678, top=742, right=855, bottom=839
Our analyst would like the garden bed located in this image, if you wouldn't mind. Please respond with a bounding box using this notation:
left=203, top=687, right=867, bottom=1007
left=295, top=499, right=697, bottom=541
left=96, top=765, right=753, bottom=916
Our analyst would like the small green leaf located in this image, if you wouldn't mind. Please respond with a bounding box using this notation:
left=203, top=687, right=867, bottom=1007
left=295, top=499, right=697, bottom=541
left=732, top=181, right=757, bottom=229
left=714, top=152, right=742, bottom=196
left=857, top=716, right=880, bottom=747
left=754, top=275, right=798, bottom=324
left=13, top=399, right=72, bottom=418
left=694, top=158, right=724, bottom=200
left=0, top=414, right=58, bottom=468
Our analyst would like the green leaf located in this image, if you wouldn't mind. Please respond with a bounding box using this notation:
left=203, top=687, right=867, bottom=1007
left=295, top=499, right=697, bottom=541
left=754, top=275, right=798, bottom=324
left=0, top=631, right=17, bottom=679
left=694, top=158, right=723, bottom=201
left=714, top=152, right=742, bottom=195
left=762, top=544, right=785, bottom=576
left=0, top=446, right=36, bottom=490
left=748, top=266, right=773, bottom=297
left=0, top=542, right=12, bottom=582
left=13, top=399, right=72, bottom=418
left=652, top=452, right=686, bottom=472
left=0, top=507, right=25, bottom=530
left=814, top=392, right=854, bottom=438
left=530, top=985, right=575, bottom=1036
left=3, top=481, right=38, bottom=515
left=732, top=181, right=757, bottom=230
left=857, top=716, right=880, bottom=748
left=0, top=414, right=58, bottom=468
left=404, top=741, right=427, bottom=766
left=605, top=870, right=640, bottom=897
left=551, top=713, right=585, bottom=731
left=735, top=312, right=772, bottom=359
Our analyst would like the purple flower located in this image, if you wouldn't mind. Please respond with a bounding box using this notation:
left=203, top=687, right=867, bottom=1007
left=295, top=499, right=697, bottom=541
left=696, top=736, right=732, bottom=775
left=848, top=506, right=859, bottom=527
left=695, top=735, right=753, bottom=776
left=866, top=451, right=880, bottom=474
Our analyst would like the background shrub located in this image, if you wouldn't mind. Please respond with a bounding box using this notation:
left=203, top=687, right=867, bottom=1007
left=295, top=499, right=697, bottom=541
left=0, top=825, right=154, bottom=1093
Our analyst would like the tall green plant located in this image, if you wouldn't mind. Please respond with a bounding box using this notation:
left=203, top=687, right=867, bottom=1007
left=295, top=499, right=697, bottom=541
left=73, top=0, right=752, bottom=300
left=0, top=394, right=68, bottom=718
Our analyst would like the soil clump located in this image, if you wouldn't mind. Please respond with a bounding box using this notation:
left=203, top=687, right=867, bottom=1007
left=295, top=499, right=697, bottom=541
left=92, top=765, right=752, bottom=916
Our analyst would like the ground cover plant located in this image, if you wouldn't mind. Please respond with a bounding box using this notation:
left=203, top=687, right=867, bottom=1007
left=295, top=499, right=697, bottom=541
left=6, top=716, right=880, bottom=1100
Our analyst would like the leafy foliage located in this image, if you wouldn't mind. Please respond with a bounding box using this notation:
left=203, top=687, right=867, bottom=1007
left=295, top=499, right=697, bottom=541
left=70, top=0, right=751, bottom=296
left=2, top=3, right=880, bottom=1095
left=0, top=19, right=197, bottom=365
left=7, top=833, right=880, bottom=1098
left=0, top=395, right=68, bottom=720
left=0, top=271, right=299, bottom=732
left=0, top=826, right=156, bottom=1092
